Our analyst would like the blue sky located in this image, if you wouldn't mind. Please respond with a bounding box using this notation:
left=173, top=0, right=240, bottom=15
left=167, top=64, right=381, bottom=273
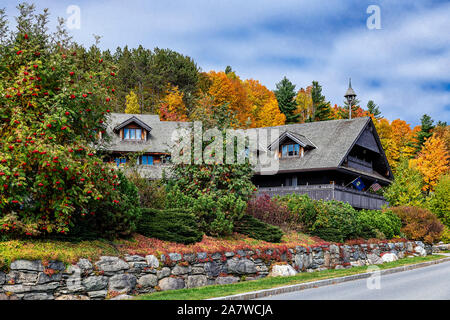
left=4, top=0, right=450, bottom=125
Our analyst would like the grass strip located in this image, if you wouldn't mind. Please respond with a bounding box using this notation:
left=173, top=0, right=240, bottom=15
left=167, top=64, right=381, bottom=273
left=136, top=255, right=447, bottom=300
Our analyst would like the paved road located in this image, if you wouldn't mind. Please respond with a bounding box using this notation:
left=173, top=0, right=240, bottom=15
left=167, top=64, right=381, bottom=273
left=258, top=260, right=450, bottom=300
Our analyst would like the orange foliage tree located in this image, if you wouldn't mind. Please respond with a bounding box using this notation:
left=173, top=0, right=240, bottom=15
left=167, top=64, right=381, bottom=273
left=206, top=71, right=254, bottom=128
left=243, top=79, right=286, bottom=128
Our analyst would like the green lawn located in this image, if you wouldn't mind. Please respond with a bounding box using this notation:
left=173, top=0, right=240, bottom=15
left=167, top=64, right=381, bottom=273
left=136, top=255, right=448, bottom=300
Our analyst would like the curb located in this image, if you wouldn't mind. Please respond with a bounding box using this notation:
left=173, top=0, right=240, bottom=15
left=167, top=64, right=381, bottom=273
left=209, top=256, right=450, bottom=300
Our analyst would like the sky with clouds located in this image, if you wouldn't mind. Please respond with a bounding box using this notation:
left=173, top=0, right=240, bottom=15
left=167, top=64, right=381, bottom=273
left=4, top=0, right=450, bottom=125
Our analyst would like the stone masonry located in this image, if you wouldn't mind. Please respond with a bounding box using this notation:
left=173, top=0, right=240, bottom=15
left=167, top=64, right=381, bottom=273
left=0, top=240, right=433, bottom=300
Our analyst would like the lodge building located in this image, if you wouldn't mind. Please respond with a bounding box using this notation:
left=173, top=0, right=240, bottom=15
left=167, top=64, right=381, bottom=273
left=99, top=82, right=393, bottom=210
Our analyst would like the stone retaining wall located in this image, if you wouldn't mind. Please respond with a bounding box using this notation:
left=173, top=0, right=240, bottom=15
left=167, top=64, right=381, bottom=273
left=0, top=240, right=433, bottom=300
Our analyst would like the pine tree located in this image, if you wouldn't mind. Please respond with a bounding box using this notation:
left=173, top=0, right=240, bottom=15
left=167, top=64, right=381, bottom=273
left=125, top=90, right=140, bottom=114
left=413, top=114, right=435, bottom=154
left=274, top=77, right=299, bottom=124
left=367, top=100, right=382, bottom=119
left=311, top=81, right=332, bottom=121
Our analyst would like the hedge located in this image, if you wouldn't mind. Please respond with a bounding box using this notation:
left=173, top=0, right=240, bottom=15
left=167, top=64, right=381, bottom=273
left=137, top=208, right=204, bottom=244
left=234, top=215, right=284, bottom=243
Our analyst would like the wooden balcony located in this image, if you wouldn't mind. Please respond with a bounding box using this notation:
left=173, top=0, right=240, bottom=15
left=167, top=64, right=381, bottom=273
left=258, top=184, right=388, bottom=210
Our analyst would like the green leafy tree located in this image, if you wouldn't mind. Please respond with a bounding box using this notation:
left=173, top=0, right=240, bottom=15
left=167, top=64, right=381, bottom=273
left=426, top=174, right=450, bottom=227
left=274, top=77, right=299, bottom=123
left=383, top=158, right=426, bottom=207
left=0, top=4, right=140, bottom=238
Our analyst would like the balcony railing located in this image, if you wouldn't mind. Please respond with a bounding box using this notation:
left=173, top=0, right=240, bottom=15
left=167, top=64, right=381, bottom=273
left=258, top=184, right=387, bottom=210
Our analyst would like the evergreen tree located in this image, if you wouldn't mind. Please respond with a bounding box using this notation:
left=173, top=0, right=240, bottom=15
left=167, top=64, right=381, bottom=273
left=414, top=114, right=435, bottom=154
left=311, top=81, right=332, bottom=121
left=367, top=100, right=382, bottom=119
left=274, top=77, right=299, bottom=123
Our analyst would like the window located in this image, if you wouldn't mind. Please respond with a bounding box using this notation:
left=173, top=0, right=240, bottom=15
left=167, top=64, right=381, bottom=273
left=123, top=128, right=142, bottom=140
left=115, top=158, right=126, bottom=167
left=281, top=143, right=300, bottom=157
left=161, top=155, right=171, bottom=164
left=140, top=155, right=153, bottom=165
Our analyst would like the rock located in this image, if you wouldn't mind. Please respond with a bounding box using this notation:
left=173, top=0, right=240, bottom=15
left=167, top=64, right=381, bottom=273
left=156, top=267, right=171, bottom=279
left=323, top=252, right=331, bottom=267
left=204, top=262, right=221, bottom=277
left=87, top=290, right=107, bottom=299
left=168, top=253, right=182, bottom=262
left=110, top=294, right=133, bottom=300
left=108, top=274, right=136, bottom=294
left=32, top=282, right=60, bottom=292
left=124, top=255, right=146, bottom=262
left=171, top=265, right=191, bottom=275
left=211, top=253, right=222, bottom=260
left=191, top=267, right=204, bottom=275
left=367, top=253, right=383, bottom=265
left=414, top=246, right=427, bottom=257
left=186, top=275, right=208, bottom=288
left=381, top=253, right=398, bottom=263
left=158, top=277, right=185, bottom=291
left=226, top=258, right=256, bottom=274
left=406, top=242, right=414, bottom=252
left=0, top=271, right=5, bottom=285
left=77, top=259, right=93, bottom=273
left=48, top=261, right=66, bottom=272
left=294, top=254, right=303, bottom=270
left=2, top=284, right=32, bottom=294
left=7, top=271, right=38, bottom=284
left=0, top=293, right=19, bottom=300
left=137, top=274, right=158, bottom=288
left=95, top=256, right=129, bottom=273
left=268, top=264, right=297, bottom=277
left=224, top=252, right=235, bottom=258
left=23, top=292, right=54, bottom=300
left=335, top=265, right=345, bottom=270
left=197, top=252, right=207, bottom=260
left=145, top=255, right=159, bottom=268
left=82, top=276, right=108, bottom=291
left=55, top=295, right=89, bottom=300
left=183, top=254, right=196, bottom=263
left=10, top=260, right=44, bottom=272
left=256, top=265, right=268, bottom=273
left=215, top=276, right=239, bottom=285
left=37, top=272, right=62, bottom=284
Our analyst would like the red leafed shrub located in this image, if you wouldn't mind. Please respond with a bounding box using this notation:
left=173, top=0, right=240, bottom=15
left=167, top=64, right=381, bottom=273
left=246, top=193, right=294, bottom=230
left=391, top=206, right=444, bottom=244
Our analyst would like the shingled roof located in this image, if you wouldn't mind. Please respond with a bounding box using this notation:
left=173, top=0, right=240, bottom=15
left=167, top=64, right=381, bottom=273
left=252, top=117, right=392, bottom=182
left=100, top=113, right=190, bottom=153
left=101, top=114, right=391, bottom=182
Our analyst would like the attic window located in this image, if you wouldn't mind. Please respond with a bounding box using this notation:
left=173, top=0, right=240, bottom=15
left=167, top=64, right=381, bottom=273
left=124, top=128, right=142, bottom=140
left=281, top=143, right=300, bottom=157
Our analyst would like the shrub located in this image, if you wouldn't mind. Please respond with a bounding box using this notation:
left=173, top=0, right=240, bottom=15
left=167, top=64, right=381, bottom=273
left=356, top=209, right=402, bottom=239
left=276, top=193, right=318, bottom=231
left=137, top=208, right=203, bottom=244
left=391, top=206, right=444, bottom=244
left=233, top=215, right=283, bottom=243
left=426, top=174, right=450, bottom=227
left=246, top=193, right=293, bottom=230
left=166, top=163, right=255, bottom=237
left=310, top=201, right=361, bottom=243
left=440, top=226, right=450, bottom=243
left=126, top=172, right=167, bottom=209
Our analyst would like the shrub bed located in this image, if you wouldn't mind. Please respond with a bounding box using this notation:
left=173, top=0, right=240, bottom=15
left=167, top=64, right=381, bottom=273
left=137, top=208, right=204, bottom=244
left=391, top=206, right=444, bottom=244
left=233, top=214, right=284, bottom=243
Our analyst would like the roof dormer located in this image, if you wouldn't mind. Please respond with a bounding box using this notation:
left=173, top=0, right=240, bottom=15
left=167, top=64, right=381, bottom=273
left=113, top=116, right=152, bottom=141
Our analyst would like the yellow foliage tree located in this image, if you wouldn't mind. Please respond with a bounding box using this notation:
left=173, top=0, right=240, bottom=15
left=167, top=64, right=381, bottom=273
left=243, top=79, right=286, bottom=128
left=294, top=86, right=313, bottom=123
left=125, top=90, right=140, bottom=114
left=412, top=133, right=450, bottom=191
left=159, top=85, right=188, bottom=121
